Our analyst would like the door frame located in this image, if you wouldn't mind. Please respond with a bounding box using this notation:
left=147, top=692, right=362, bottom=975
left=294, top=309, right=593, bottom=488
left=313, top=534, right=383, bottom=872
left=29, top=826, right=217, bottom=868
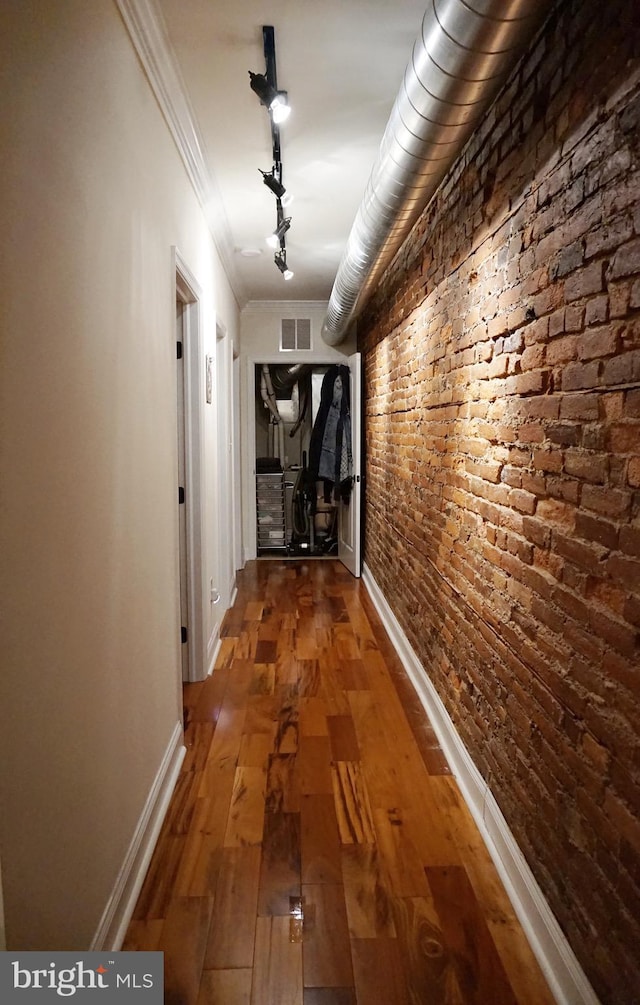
left=174, top=248, right=206, bottom=683
left=244, top=353, right=362, bottom=570
left=337, top=352, right=362, bottom=578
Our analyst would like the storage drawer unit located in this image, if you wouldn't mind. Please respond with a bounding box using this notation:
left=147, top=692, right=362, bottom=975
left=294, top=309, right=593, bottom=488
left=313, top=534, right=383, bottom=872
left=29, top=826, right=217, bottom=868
left=256, top=471, right=286, bottom=552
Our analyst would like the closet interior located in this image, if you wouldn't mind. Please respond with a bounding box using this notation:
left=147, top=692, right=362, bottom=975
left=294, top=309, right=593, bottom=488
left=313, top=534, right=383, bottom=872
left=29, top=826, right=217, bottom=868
left=254, top=362, right=340, bottom=557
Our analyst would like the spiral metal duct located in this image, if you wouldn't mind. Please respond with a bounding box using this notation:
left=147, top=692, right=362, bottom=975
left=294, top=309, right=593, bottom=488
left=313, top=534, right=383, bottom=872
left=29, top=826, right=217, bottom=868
left=322, top=0, right=552, bottom=345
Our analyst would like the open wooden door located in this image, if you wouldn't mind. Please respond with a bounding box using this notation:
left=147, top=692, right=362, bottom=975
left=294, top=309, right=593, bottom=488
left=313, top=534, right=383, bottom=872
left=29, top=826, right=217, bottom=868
left=338, top=351, right=362, bottom=577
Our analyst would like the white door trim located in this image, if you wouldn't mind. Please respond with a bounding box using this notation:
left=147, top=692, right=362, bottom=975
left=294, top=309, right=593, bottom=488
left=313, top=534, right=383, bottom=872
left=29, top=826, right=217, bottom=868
left=337, top=353, right=362, bottom=577
left=174, top=248, right=206, bottom=683
left=244, top=354, right=362, bottom=570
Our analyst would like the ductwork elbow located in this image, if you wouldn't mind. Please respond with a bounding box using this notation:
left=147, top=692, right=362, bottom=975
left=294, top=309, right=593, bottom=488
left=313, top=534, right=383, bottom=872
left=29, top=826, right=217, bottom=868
left=322, top=0, right=552, bottom=346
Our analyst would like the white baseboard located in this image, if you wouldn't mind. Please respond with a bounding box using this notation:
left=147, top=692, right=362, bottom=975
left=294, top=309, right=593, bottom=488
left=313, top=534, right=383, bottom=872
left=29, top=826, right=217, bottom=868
left=362, top=564, right=599, bottom=1005
left=207, top=631, right=221, bottom=677
left=91, top=721, right=186, bottom=951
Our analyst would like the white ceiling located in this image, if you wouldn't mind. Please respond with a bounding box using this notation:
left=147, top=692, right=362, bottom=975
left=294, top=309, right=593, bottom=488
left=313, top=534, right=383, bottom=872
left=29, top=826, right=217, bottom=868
left=156, top=0, right=428, bottom=305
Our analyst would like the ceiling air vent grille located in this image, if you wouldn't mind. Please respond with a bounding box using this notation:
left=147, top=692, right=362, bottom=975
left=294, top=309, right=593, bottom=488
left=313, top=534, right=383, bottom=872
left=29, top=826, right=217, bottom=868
left=281, top=318, right=311, bottom=351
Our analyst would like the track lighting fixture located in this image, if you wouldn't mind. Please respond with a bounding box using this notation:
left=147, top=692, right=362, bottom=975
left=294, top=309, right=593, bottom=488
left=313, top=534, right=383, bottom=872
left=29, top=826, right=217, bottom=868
left=260, top=168, right=286, bottom=199
left=251, top=27, right=295, bottom=281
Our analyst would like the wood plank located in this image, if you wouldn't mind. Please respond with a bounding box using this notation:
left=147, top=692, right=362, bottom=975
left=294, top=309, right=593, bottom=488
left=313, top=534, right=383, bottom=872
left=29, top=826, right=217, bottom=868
left=276, top=650, right=299, bottom=687
left=266, top=753, right=300, bottom=815
left=298, top=659, right=321, bottom=697
left=183, top=723, right=215, bottom=773
left=191, top=669, right=230, bottom=724
left=197, top=970, right=252, bottom=1005
left=326, top=715, right=360, bottom=761
left=429, top=776, right=555, bottom=1005
left=121, top=919, right=163, bottom=951
left=203, top=846, right=261, bottom=969
left=178, top=833, right=225, bottom=898
left=298, top=735, right=333, bottom=796
left=392, top=895, right=464, bottom=1004
left=252, top=915, right=303, bottom=1005
left=350, top=937, right=411, bottom=1005
left=299, top=696, right=329, bottom=737
left=426, top=865, right=519, bottom=1004
left=255, top=639, right=278, bottom=664
left=339, top=659, right=370, bottom=691
left=341, top=844, right=396, bottom=939
left=300, top=794, right=342, bottom=884
left=303, top=990, right=356, bottom=1005
left=132, top=833, right=185, bottom=920
left=301, top=884, right=353, bottom=988
left=258, top=611, right=283, bottom=641
left=332, top=623, right=361, bottom=660
left=244, top=694, right=277, bottom=737
left=249, top=665, right=276, bottom=695
left=372, top=807, right=431, bottom=899
left=401, top=781, right=463, bottom=868
left=215, top=636, right=237, bottom=670
left=165, top=769, right=204, bottom=835
left=245, top=600, right=264, bottom=621
left=174, top=796, right=218, bottom=896
left=204, top=706, right=246, bottom=774
left=274, top=685, right=299, bottom=754
left=223, top=765, right=267, bottom=847
left=258, top=811, right=302, bottom=916
left=239, top=732, right=274, bottom=768
left=348, top=692, right=416, bottom=808
left=160, top=896, right=213, bottom=1005
left=331, top=761, right=376, bottom=845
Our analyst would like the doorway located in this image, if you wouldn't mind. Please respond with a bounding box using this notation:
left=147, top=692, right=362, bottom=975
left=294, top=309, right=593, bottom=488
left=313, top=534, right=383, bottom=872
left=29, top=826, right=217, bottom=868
left=250, top=353, right=361, bottom=575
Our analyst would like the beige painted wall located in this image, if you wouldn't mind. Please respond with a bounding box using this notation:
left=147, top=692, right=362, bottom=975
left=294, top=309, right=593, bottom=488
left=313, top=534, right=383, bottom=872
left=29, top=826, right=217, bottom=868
left=0, top=0, right=239, bottom=948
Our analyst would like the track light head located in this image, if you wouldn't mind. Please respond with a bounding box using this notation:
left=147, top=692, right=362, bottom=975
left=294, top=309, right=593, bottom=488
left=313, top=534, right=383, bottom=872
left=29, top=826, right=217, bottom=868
left=265, top=214, right=291, bottom=250
left=249, top=72, right=290, bottom=123
left=276, top=216, right=292, bottom=240
left=260, top=169, right=286, bottom=199
left=271, top=92, right=290, bottom=124
left=274, top=250, right=294, bottom=281
left=249, top=71, right=275, bottom=106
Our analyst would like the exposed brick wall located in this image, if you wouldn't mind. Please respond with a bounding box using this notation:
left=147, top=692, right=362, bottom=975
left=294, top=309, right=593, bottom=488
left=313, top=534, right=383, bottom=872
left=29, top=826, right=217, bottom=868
left=358, top=1, right=640, bottom=1000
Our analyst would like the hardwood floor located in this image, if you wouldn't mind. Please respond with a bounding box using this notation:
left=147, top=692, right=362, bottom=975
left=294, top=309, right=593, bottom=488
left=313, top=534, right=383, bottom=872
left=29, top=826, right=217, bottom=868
left=124, top=560, right=555, bottom=1004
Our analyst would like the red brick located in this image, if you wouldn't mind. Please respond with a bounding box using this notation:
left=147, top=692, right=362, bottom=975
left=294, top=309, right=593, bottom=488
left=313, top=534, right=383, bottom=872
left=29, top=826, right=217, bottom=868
left=620, top=525, right=640, bottom=559
left=553, top=531, right=608, bottom=573
left=601, top=350, right=640, bottom=386
left=533, top=447, right=563, bottom=472
left=609, top=238, right=640, bottom=279
left=582, top=484, right=631, bottom=518
left=609, top=423, right=640, bottom=453
left=559, top=394, right=600, bottom=420
left=606, top=555, right=640, bottom=591
left=561, top=360, right=601, bottom=391
left=577, top=325, right=619, bottom=360
left=564, top=261, right=605, bottom=301
left=575, top=512, right=619, bottom=550
left=563, top=451, right=608, bottom=483
left=546, top=334, right=578, bottom=365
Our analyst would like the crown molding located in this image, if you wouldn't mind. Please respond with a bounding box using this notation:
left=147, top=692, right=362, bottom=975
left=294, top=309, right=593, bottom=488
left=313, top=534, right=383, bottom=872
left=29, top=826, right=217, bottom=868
left=115, top=0, right=246, bottom=302
left=242, top=300, right=329, bottom=315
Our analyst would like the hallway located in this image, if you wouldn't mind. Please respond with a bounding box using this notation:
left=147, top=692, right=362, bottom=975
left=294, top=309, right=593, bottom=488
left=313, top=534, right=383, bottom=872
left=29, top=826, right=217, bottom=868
left=124, top=560, right=554, bottom=1004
